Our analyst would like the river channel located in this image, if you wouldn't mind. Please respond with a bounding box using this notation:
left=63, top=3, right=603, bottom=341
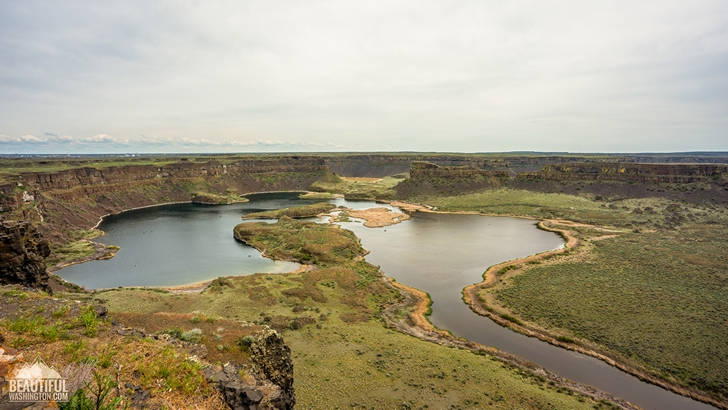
left=56, top=193, right=715, bottom=410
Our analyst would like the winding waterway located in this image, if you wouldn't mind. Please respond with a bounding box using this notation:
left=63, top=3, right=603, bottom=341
left=56, top=193, right=715, bottom=409
left=341, top=213, right=715, bottom=410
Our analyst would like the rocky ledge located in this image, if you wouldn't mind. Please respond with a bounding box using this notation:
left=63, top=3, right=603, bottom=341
left=0, top=220, right=51, bottom=292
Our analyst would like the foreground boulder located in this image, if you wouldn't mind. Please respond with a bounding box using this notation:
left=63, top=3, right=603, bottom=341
left=249, top=329, right=295, bottom=410
left=0, top=220, right=51, bottom=291
left=203, top=329, right=295, bottom=410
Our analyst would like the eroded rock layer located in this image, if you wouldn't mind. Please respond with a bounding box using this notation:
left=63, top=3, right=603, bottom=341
left=0, top=220, right=51, bottom=291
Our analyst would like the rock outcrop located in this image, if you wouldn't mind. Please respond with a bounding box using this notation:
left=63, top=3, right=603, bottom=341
left=0, top=221, right=51, bottom=291
left=524, top=163, right=728, bottom=186
left=323, top=153, right=728, bottom=177
left=203, top=329, right=294, bottom=410
left=395, top=161, right=506, bottom=197
left=249, top=329, right=295, bottom=410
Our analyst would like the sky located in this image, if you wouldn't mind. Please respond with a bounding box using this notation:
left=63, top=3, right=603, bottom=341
left=1, top=1, right=727, bottom=154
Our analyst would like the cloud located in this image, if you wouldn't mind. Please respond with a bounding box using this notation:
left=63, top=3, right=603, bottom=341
left=0, top=133, right=127, bottom=145
left=1, top=1, right=727, bottom=153
left=81, top=134, right=129, bottom=144
left=22, top=134, right=48, bottom=142
left=0, top=132, right=357, bottom=153
left=0, top=134, right=19, bottom=143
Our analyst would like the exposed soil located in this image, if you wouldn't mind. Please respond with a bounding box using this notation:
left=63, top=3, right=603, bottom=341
left=329, top=207, right=410, bottom=228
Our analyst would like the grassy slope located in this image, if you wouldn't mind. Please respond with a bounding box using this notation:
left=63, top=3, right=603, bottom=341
left=310, top=175, right=405, bottom=199
left=242, top=203, right=336, bottom=219
left=414, top=188, right=727, bottom=229
left=102, top=220, right=606, bottom=409
left=0, top=287, right=229, bottom=409
left=410, top=188, right=728, bottom=403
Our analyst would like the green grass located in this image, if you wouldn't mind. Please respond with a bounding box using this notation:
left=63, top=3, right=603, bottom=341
left=242, top=202, right=336, bottom=219
left=46, top=240, right=97, bottom=267
left=298, top=192, right=334, bottom=199
left=496, top=225, right=728, bottom=401
left=412, top=188, right=728, bottom=229
left=191, top=191, right=249, bottom=204
left=415, top=189, right=613, bottom=219
left=234, top=217, right=364, bottom=265
left=99, top=274, right=603, bottom=410
left=310, top=175, right=405, bottom=199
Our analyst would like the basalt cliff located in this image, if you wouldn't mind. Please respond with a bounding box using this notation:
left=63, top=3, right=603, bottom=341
left=0, top=220, right=51, bottom=291
left=396, top=160, right=728, bottom=203
left=0, top=157, right=335, bottom=244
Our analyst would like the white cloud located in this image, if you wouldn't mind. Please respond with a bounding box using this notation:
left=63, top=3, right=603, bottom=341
left=0, top=134, right=20, bottom=143
left=81, top=134, right=129, bottom=144
left=20, top=134, right=48, bottom=142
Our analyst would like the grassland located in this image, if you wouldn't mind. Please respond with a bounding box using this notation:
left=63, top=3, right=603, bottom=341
left=298, top=192, right=335, bottom=199
left=234, top=217, right=364, bottom=265
left=242, top=202, right=336, bottom=220
left=493, top=225, right=728, bottom=402
left=191, top=191, right=249, bottom=204
left=96, top=218, right=610, bottom=409
left=310, top=175, right=406, bottom=199
left=44, top=229, right=103, bottom=268
left=412, top=188, right=727, bottom=229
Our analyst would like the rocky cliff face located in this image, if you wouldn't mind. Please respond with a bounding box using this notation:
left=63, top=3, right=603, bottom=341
left=0, top=221, right=51, bottom=291
left=10, top=157, right=327, bottom=192
left=526, top=163, right=728, bottom=185
left=325, top=153, right=728, bottom=177
left=396, top=162, right=507, bottom=197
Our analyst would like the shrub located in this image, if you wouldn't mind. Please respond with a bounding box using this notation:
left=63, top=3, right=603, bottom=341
left=179, top=328, right=202, bottom=343
left=238, top=335, right=255, bottom=346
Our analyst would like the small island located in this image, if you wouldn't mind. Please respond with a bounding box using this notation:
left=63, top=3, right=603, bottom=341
left=242, top=202, right=336, bottom=219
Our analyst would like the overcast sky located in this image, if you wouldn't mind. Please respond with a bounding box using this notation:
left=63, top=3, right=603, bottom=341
left=1, top=1, right=726, bottom=154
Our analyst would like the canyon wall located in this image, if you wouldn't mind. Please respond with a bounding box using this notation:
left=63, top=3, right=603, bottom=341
left=525, top=163, right=728, bottom=185
left=397, top=161, right=728, bottom=202
left=324, top=153, right=728, bottom=177
left=0, top=157, right=335, bottom=244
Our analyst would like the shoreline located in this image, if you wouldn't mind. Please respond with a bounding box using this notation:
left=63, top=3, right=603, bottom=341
left=390, top=199, right=724, bottom=409
left=379, top=272, right=639, bottom=409
left=461, top=218, right=725, bottom=409
left=91, top=200, right=192, bottom=229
